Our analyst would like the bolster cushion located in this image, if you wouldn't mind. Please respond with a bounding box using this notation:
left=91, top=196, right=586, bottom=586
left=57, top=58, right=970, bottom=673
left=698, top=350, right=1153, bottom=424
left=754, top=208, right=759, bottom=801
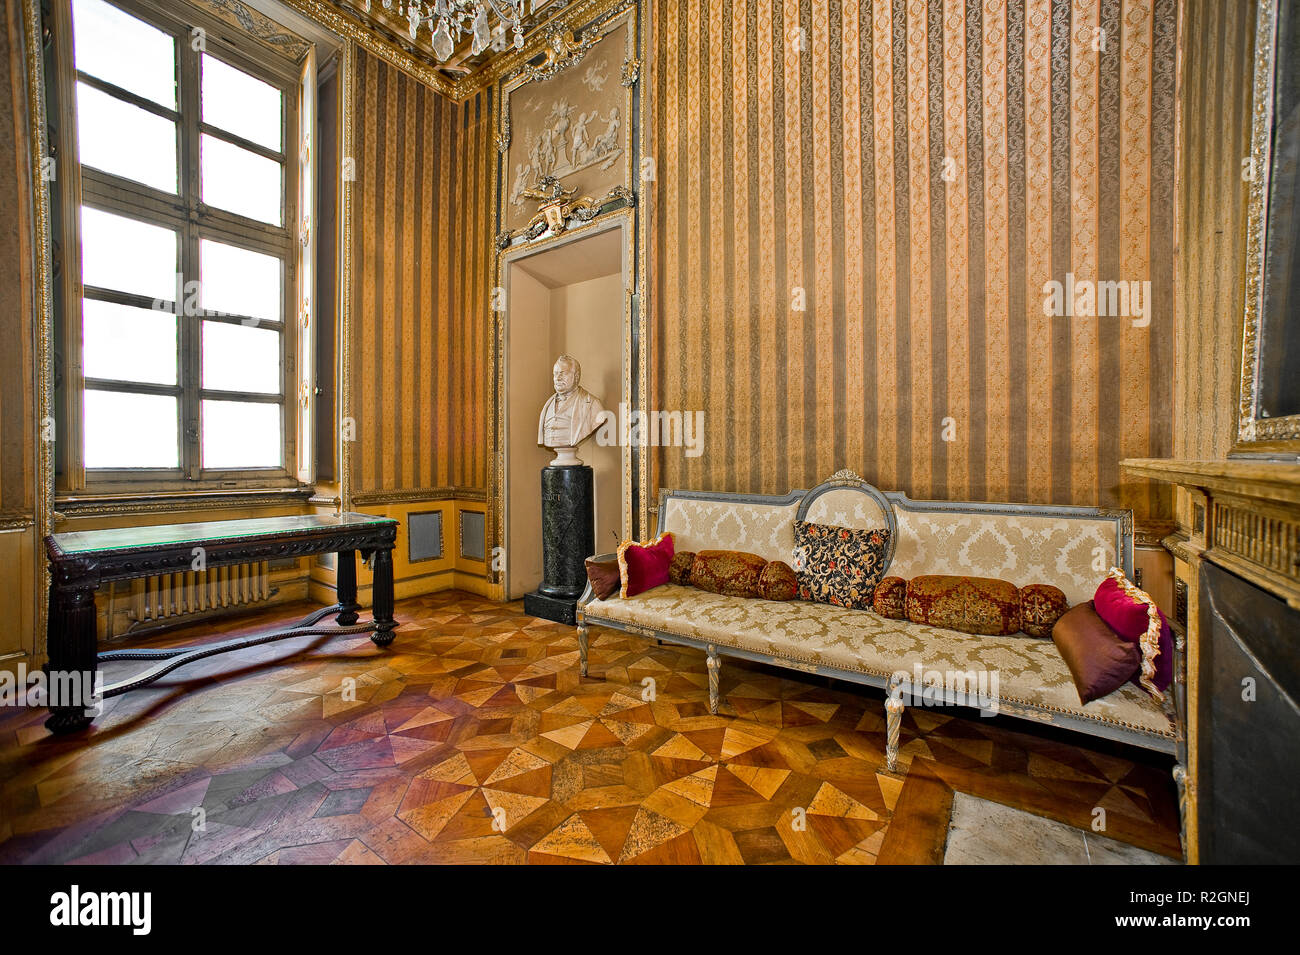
left=1019, top=583, right=1070, bottom=638
left=905, top=575, right=1022, bottom=636
left=669, top=551, right=696, bottom=586
left=758, top=560, right=798, bottom=601
left=872, top=576, right=908, bottom=619
left=690, top=550, right=769, bottom=598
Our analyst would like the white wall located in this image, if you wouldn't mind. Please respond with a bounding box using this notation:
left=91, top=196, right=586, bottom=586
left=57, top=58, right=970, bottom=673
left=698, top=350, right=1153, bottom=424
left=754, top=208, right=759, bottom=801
left=505, top=268, right=555, bottom=598
left=550, top=272, right=625, bottom=555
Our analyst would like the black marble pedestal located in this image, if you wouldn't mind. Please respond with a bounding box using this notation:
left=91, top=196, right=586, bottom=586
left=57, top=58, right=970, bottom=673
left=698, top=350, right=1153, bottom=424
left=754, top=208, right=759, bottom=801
left=523, top=464, right=594, bottom=625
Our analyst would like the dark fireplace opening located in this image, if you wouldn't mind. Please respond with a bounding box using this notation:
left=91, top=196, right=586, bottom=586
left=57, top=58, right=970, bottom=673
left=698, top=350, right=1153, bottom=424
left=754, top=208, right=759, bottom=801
left=1198, top=560, right=1300, bottom=863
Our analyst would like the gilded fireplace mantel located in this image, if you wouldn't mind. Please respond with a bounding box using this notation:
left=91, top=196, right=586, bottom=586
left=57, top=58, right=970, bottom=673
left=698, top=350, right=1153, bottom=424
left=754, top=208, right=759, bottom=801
left=1122, top=457, right=1300, bottom=608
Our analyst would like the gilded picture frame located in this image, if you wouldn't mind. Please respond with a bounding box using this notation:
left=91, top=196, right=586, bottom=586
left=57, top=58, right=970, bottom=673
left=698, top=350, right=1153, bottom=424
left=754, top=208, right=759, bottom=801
left=1238, top=0, right=1300, bottom=455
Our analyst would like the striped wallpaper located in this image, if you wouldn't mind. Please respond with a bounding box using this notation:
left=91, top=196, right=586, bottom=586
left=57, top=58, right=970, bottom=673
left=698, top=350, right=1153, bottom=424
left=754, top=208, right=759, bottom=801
left=649, top=0, right=1178, bottom=522
left=350, top=50, right=460, bottom=495
left=453, top=88, right=495, bottom=493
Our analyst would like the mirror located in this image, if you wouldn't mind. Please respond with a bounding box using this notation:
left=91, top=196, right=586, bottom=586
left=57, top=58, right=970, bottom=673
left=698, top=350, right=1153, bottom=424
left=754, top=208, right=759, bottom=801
left=1241, top=0, right=1300, bottom=451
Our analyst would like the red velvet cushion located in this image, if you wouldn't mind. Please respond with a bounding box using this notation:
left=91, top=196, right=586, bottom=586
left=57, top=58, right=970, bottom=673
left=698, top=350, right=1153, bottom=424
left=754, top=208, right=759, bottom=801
left=1093, top=572, right=1173, bottom=694
left=617, top=532, right=675, bottom=598
left=1094, top=576, right=1150, bottom=638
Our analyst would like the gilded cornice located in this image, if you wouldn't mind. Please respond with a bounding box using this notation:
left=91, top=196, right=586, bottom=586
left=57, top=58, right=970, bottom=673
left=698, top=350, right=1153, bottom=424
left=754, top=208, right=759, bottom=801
left=264, top=0, right=633, bottom=103
left=273, top=0, right=457, bottom=95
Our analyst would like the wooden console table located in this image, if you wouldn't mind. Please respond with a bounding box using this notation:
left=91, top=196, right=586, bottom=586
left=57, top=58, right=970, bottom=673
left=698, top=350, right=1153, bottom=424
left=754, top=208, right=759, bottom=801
left=43, top=512, right=398, bottom=735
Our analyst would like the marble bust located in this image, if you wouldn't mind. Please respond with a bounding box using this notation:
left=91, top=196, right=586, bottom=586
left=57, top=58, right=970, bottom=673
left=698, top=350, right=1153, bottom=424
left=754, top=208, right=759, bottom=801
left=537, top=355, right=605, bottom=466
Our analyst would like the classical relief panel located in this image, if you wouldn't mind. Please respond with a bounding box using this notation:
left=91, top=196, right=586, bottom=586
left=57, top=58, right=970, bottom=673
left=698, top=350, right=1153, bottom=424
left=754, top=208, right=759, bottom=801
left=501, top=17, right=634, bottom=233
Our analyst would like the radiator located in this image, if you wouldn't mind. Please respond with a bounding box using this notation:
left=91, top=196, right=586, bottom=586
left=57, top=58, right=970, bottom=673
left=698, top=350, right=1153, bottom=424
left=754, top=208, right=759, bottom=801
left=126, top=561, right=275, bottom=628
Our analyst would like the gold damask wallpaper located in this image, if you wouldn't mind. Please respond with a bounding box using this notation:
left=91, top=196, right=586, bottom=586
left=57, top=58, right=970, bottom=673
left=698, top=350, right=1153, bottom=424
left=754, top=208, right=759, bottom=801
left=649, top=0, right=1177, bottom=523
left=350, top=49, right=459, bottom=494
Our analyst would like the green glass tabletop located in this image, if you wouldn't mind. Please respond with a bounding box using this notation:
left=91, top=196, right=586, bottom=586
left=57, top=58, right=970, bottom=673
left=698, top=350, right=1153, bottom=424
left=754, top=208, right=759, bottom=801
left=50, top=512, right=396, bottom=556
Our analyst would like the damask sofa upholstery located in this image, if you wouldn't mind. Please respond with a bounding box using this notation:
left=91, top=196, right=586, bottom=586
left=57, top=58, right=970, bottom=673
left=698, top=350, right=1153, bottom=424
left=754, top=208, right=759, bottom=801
left=576, top=471, right=1179, bottom=772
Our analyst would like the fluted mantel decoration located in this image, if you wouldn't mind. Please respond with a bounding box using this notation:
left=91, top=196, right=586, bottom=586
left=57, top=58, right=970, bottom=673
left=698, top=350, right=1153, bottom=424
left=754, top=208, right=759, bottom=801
left=371, top=0, right=526, bottom=59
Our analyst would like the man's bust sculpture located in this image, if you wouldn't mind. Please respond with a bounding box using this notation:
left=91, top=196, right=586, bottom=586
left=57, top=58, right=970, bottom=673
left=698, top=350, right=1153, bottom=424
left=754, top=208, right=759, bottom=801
left=538, top=354, right=605, bottom=466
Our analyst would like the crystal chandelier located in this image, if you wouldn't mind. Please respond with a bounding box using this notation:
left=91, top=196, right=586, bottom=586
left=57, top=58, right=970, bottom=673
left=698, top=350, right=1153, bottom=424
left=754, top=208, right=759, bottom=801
left=375, top=0, right=527, bottom=61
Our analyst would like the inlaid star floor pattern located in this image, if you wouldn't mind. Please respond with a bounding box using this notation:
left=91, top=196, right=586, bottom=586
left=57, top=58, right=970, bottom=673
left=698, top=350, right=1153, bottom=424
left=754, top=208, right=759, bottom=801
left=0, top=591, right=1183, bottom=864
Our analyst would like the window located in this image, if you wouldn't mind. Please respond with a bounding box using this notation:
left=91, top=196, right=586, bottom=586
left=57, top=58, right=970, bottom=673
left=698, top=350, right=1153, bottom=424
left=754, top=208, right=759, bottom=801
left=59, top=0, right=308, bottom=490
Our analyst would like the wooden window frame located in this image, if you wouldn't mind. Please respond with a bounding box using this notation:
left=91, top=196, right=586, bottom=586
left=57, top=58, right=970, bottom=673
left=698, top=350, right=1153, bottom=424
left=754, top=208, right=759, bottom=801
left=51, top=0, right=313, bottom=495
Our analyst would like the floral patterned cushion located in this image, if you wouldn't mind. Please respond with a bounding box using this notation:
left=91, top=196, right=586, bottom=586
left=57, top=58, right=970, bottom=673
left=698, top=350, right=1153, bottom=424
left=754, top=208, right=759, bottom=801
left=690, top=550, right=768, bottom=598
left=792, top=520, right=891, bottom=610
left=873, top=576, right=908, bottom=619
left=905, top=575, right=1022, bottom=636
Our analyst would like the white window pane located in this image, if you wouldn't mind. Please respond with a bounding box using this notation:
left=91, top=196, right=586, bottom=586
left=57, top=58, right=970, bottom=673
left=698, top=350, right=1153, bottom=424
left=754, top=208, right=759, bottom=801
left=80, top=207, right=177, bottom=303
left=77, top=82, right=176, bottom=193
left=202, top=400, right=281, bottom=469
left=202, top=321, right=281, bottom=394
left=83, top=299, right=176, bottom=385
left=201, top=54, right=282, bottom=152
left=199, top=239, right=281, bottom=322
left=72, top=0, right=176, bottom=108
left=84, top=390, right=178, bottom=468
left=201, top=134, right=282, bottom=225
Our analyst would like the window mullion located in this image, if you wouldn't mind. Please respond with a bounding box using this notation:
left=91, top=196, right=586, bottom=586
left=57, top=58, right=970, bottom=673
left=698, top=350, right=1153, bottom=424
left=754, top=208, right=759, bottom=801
left=179, top=29, right=202, bottom=480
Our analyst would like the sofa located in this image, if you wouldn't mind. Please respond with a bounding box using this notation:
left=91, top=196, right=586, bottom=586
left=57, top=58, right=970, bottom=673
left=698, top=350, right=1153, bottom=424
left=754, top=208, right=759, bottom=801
left=576, top=470, right=1180, bottom=775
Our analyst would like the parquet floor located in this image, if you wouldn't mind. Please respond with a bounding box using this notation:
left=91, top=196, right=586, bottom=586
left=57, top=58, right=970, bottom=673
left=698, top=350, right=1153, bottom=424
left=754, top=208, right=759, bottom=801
left=0, top=591, right=1183, bottom=864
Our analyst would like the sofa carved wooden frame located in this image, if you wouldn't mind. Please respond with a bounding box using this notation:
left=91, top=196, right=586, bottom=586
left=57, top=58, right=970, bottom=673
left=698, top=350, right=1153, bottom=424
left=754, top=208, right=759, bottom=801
left=577, top=476, right=1182, bottom=781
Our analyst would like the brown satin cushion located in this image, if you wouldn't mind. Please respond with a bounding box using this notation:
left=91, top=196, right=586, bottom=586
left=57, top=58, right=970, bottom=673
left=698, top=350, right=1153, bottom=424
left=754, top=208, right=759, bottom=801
left=669, top=551, right=696, bottom=586
left=873, top=576, right=908, bottom=619
left=758, top=560, right=798, bottom=601
left=690, top=550, right=768, bottom=598
left=1019, top=583, right=1070, bottom=638
left=905, top=575, right=1022, bottom=635
left=1052, top=601, right=1142, bottom=704
left=584, top=558, right=621, bottom=601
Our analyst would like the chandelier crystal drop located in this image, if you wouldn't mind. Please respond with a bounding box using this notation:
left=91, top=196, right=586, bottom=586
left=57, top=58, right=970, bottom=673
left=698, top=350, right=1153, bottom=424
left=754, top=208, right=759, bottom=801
left=378, top=0, right=527, bottom=61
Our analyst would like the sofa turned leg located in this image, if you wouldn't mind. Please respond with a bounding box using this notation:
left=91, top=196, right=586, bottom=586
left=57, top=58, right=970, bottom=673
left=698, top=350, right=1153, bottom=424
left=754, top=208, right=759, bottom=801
left=706, top=645, right=721, bottom=715
left=1172, top=762, right=1190, bottom=858
left=577, top=624, right=589, bottom=677
left=884, top=678, right=905, bottom=773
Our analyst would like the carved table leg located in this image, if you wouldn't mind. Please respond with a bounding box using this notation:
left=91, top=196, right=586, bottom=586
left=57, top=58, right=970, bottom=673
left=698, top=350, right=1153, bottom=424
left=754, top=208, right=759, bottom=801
left=336, top=549, right=360, bottom=625
left=44, top=582, right=100, bottom=735
left=706, top=645, right=721, bottom=715
left=884, top=675, right=906, bottom=773
left=370, top=546, right=396, bottom=647
left=577, top=623, right=589, bottom=677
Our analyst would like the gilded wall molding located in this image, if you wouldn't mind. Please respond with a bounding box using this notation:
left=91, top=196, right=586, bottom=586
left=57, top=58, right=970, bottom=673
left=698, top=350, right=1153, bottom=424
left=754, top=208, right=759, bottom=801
left=20, top=0, right=54, bottom=660
left=517, top=25, right=599, bottom=84
left=337, top=37, right=357, bottom=513
left=193, top=0, right=313, bottom=60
